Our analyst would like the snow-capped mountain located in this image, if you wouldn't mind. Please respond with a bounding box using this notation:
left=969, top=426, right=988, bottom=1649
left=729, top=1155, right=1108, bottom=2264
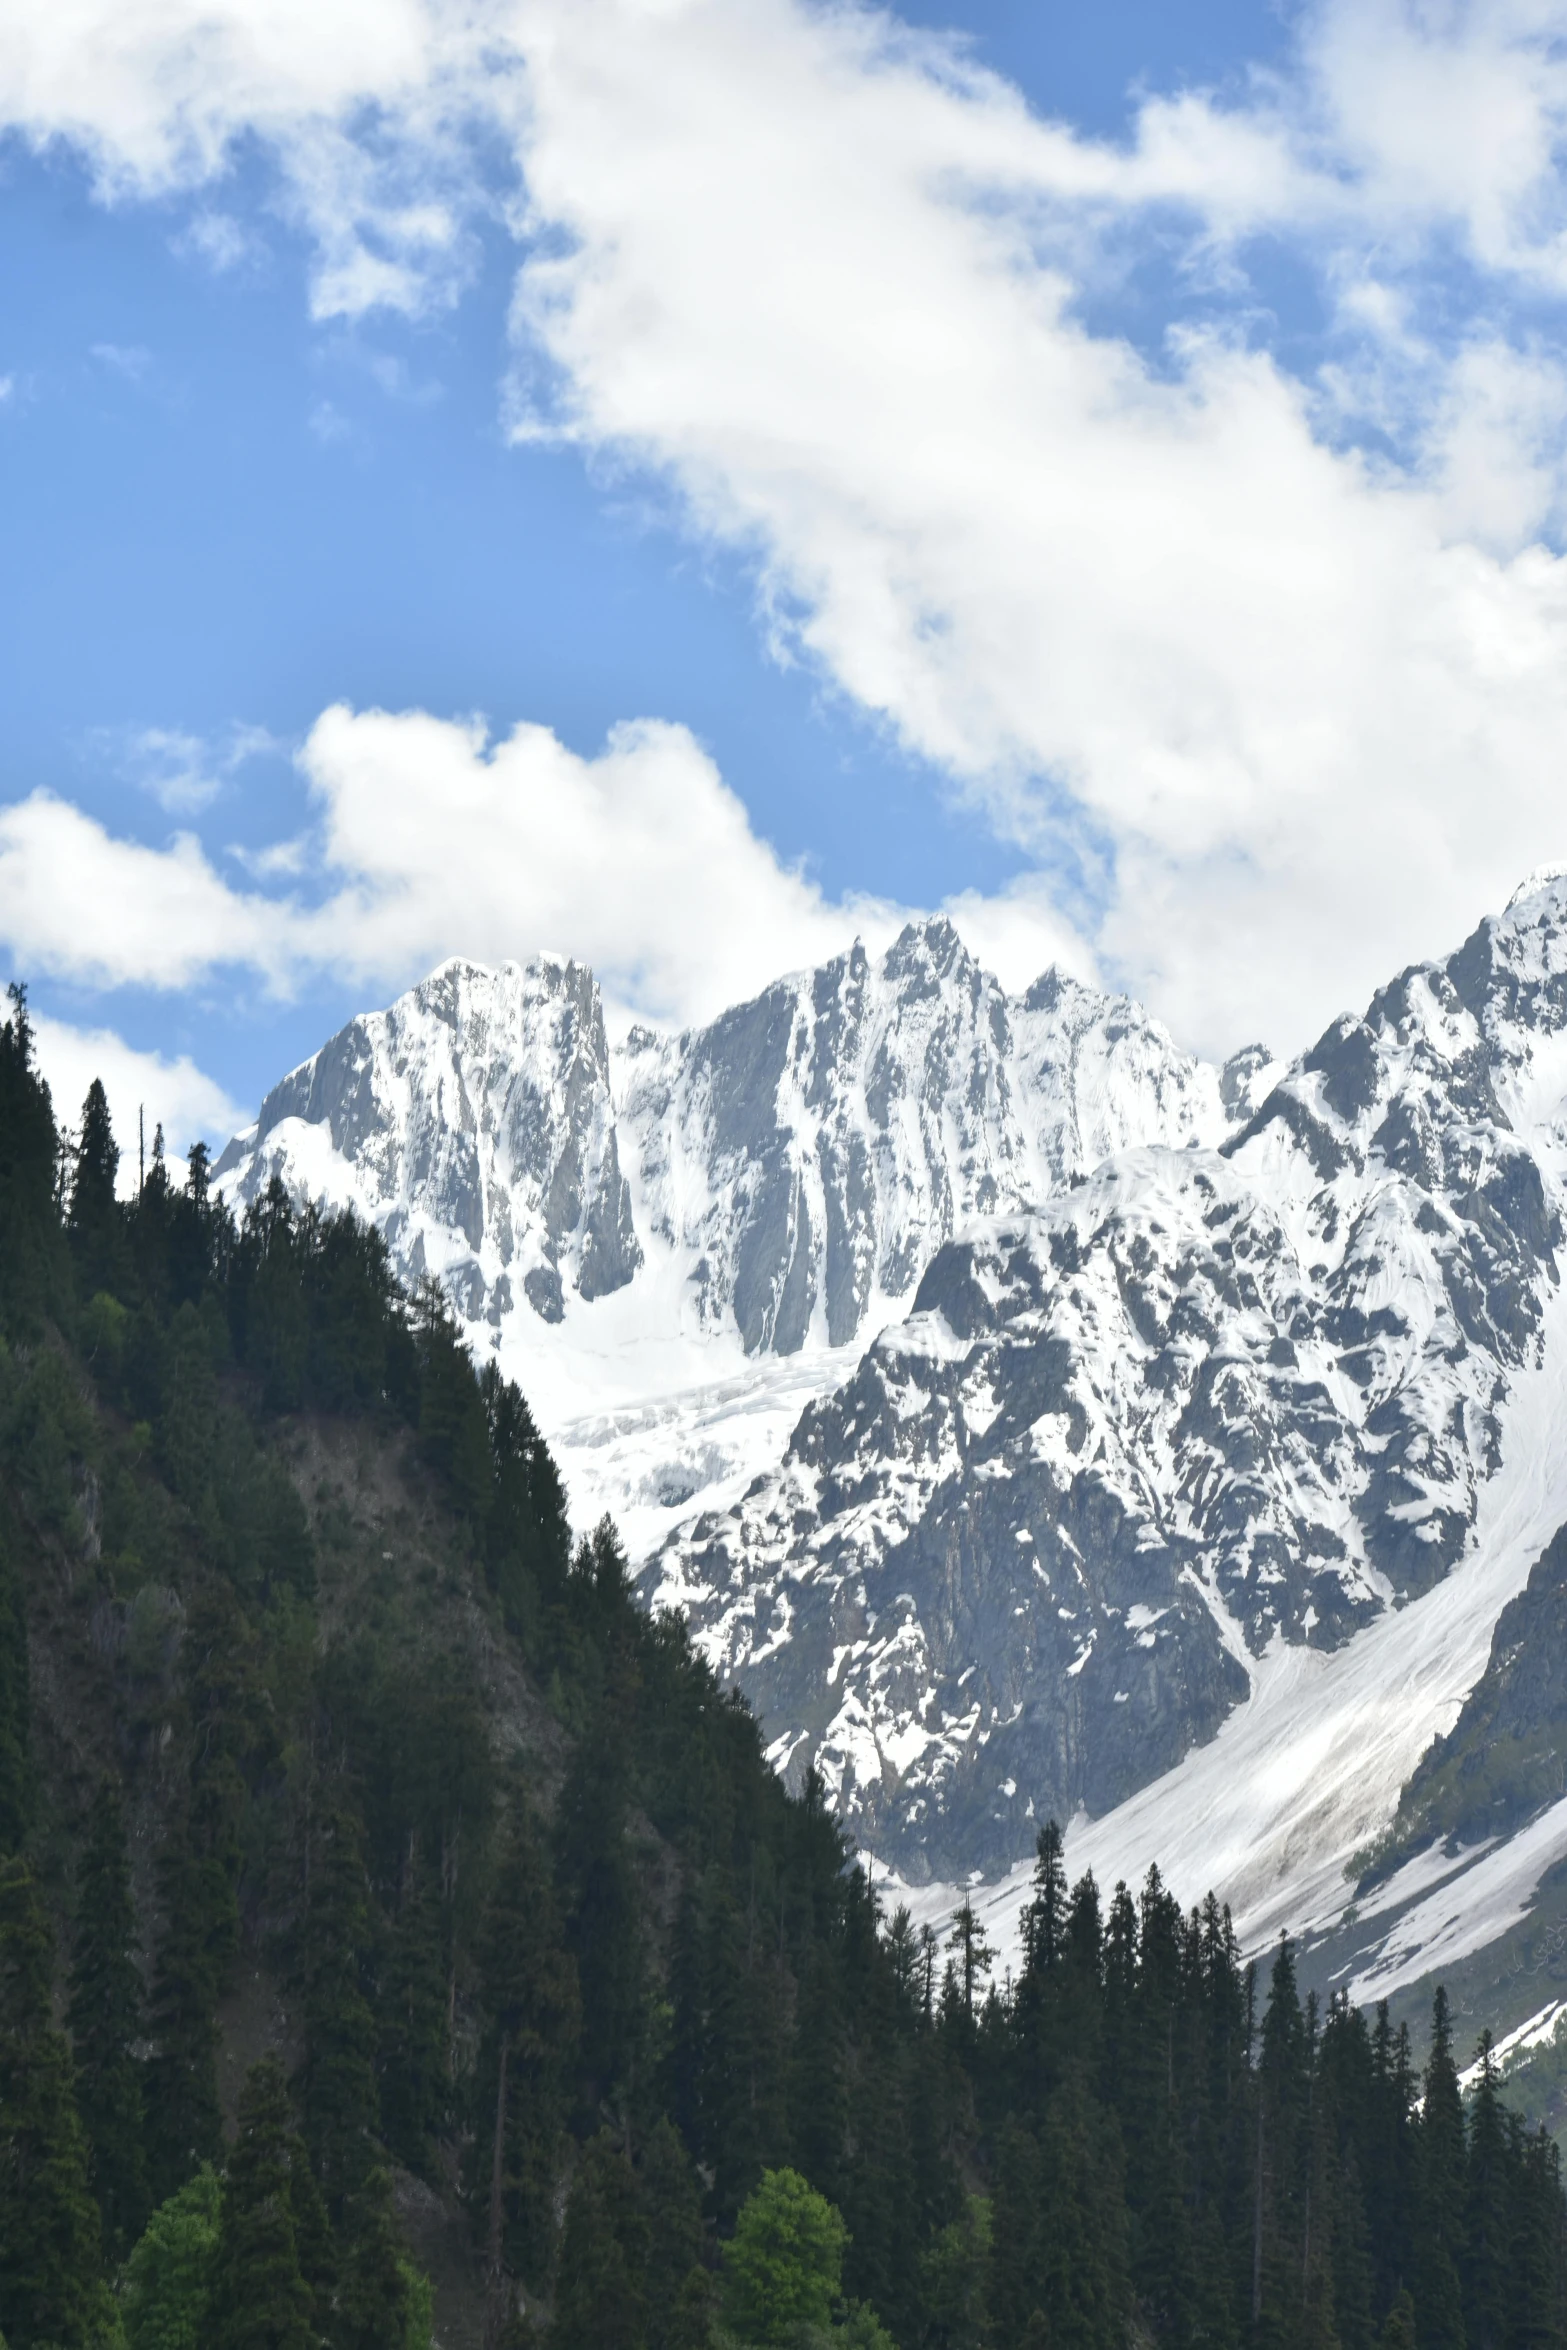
left=647, top=871, right=1567, bottom=1895
left=217, top=918, right=1261, bottom=1549
left=218, top=871, right=1567, bottom=2050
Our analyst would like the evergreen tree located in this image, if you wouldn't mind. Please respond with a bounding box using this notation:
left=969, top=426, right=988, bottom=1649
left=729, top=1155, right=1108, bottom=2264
left=471, top=1799, right=581, bottom=2290
left=1463, top=2038, right=1512, bottom=2350
left=638, top=2116, right=705, bottom=2350
left=335, top=2166, right=413, bottom=2350
left=69, top=1077, right=126, bottom=1300
left=1414, top=1990, right=1467, bottom=2350
left=551, top=2130, right=650, bottom=2350
left=0, top=1519, right=31, bottom=1859
left=69, top=1779, right=149, bottom=2259
left=0, top=1855, right=111, bottom=2350
left=0, top=983, right=65, bottom=1332
left=297, top=1793, right=379, bottom=2214
left=209, top=2056, right=315, bottom=2350
left=143, top=1837, right=225, bottom=2206
left=377, top=1839, right=448, bottom=2178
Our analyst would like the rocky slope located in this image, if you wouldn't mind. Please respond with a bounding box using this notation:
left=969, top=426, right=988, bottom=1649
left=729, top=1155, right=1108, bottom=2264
left=646, top=873, right=1567, bottom=1883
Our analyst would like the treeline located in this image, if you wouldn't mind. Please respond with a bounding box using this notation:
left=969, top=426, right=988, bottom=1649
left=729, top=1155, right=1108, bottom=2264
left=0, top=982, right=1563, bottom=2350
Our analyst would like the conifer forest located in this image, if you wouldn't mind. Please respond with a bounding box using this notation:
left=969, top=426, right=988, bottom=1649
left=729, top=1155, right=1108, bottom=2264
left=3, top=976, right=1566, bottom=2350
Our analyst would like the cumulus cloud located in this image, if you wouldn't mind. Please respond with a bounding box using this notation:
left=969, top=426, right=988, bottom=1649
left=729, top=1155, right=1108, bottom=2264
left=0, top=705, right=916, bottom=1028
left=500, top=0, right=1567, bottom=1051
left=30, top=1011, right=244, bottom=1185
left=9, top=2, right=1567, bottom=1046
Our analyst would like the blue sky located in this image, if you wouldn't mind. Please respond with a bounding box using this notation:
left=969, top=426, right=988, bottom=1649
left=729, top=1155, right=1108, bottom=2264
left=4, top=0, right=1567, bottom=1157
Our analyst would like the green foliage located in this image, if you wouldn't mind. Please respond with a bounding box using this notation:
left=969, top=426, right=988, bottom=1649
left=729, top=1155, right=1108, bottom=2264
left=334, top=2166, right=414, bottom=2350
left=0, top=1855, right=109, bottom=2350
left=121, top=2168, right=221, bottom=2350
left=4, top=1020, right=1567, bottom=2350
left=551, top=2131, right=650, bottom=2350
left=721, top=2169, right=849, bottom=2347
left=69, top=1782, right=149, bottom=2258
left=0, top=985, right=66, bottom=1332
left=297, top=1796, right=379, bottom=2213
left=209, top=2057, right=316, bottom=2350
left=0, top=1515, right=31, bottom=1857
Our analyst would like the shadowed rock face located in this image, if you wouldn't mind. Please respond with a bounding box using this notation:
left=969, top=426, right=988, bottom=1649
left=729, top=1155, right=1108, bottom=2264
left=644, top=878, right=1567, bottom=1883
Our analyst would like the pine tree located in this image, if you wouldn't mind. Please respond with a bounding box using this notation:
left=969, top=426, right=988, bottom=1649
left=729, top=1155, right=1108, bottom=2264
left=143, top=1837, right=225, bottom=2206
left=0, top=982, right=66, bottom=1332
left=1413, top=1990, right=1467, bottom=2350
left=297, top=1793, right=379, bottom=2214
left=69, top=1779, right=149, bottom=2259
left=638, top=2116, right=705, bottom=2350
left=336, top=2165, right=413, bottom=2350
left=471, top=1800, right=581, bottom=2291
left=0, top=1519, right=31, bottom=1859
left=70, top=1076, right=125, bottom=1300
left=377, top=1839, right=448, bottom=2178
left=552, top=2130, right=650, bottom=2350
left=0, top=1855, right=111, bottom=2349
left=1462, top=2036, right=1511, bottom=2350
left=209, top=2056, right=315, bottom=2350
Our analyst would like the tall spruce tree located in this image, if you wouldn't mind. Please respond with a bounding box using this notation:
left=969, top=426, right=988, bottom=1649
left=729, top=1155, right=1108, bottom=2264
left=1415, top=1989, right=1468, bottom=2350
left=69, top=1077, right=125, bottom=1301
left=68, top=1779, right=149, bottom=2259
left=0, top=1519, right=31, bottom=1860
left=0, top=1856, right=111, bottom=2350
left=209, top=2056, right=316, bottom=2350
left=297, top=1793, right=379, bottom=2215
left=551, top=2130, right=650, bottom=2350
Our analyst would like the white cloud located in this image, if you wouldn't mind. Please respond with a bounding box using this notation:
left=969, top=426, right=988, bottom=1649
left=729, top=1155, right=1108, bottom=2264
left=0, top=0, right=505, bottom=319
left=9, top=2, right=1567, bottom=1047
left=0, top=705, right=919, bottom=1028
left=31, top=1011, right=244, bottom=1186
left=499, top=0, right=1567, bottom=1050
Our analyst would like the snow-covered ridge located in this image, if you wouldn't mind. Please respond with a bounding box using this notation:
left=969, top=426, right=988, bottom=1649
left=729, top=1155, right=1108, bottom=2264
left=216, top=919, right=1257, bottom=1550
left=646, top=872, right=1567, bottom=1885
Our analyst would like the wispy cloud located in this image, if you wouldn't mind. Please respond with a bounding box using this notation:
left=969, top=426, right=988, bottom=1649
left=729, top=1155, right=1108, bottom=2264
left=175, top=208, right=265, bottom=274
left=91, top=721, right=279, bottom=816
left=90, top=340, right=151, bottom=381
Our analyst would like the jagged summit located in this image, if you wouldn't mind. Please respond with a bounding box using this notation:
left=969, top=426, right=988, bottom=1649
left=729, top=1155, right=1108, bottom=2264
left=217, top=919, right=1241, bottom=1362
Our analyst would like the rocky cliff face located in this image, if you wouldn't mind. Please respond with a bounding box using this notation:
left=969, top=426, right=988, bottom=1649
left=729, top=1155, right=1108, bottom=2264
left=617, top=918, right=1254, bottom=1354
left=645, top=874, right=1567, bottom=1882
left=215, top=955, right=641, bottom=1328
left=217, top=919, right=1246, bottom=1365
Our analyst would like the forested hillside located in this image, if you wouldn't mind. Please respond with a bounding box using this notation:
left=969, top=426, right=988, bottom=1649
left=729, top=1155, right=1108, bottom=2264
left=2, top=980, right=1564, bottom=2350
